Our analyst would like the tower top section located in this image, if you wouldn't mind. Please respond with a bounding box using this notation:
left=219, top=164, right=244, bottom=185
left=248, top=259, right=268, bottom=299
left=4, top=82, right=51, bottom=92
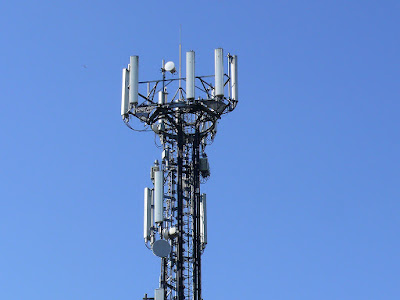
left=121, top=48, right=238, bottom=143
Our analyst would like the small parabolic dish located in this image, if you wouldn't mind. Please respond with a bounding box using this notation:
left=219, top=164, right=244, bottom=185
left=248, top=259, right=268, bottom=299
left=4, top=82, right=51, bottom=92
left=152, top=239, right=171, bottom=258
left=164, top=61, right=176, bottom=73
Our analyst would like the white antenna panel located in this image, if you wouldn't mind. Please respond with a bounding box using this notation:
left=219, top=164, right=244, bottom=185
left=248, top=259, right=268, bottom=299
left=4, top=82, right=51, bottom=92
left=121, top=68, right=129, bottom=116
left=155, top=288, right=165, bottom=300
left=186, top=51, right=195, bottom=100
left=129, top=56, right=139, bottom=104
left=144, top=187, right=152, bottom=241
left=154, top=170, right=164, bottom=223
left=200, top=193, right=207, bottom=245
left=230, top=55, right=238, bottom=101
left=214, top=48, right=224, bottom=98
left=158, top=90, right=167, bottom=104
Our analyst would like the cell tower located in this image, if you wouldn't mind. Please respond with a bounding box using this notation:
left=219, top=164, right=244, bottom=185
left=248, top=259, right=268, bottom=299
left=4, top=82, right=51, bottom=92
left=120, top=47, right=238, bottom=300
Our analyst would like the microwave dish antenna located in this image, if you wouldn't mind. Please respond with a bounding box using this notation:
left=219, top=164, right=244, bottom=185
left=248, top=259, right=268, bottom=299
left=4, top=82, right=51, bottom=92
left=164, top=61, right=176, bottom=73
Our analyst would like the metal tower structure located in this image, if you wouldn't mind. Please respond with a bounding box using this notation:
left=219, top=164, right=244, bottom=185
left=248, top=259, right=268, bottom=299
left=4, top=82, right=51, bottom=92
left=120, top=47, right=238, bottom=300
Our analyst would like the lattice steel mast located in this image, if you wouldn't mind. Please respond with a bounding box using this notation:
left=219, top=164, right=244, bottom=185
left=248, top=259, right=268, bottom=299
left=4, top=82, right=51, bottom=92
left=121, top=48, right=238, bottom=300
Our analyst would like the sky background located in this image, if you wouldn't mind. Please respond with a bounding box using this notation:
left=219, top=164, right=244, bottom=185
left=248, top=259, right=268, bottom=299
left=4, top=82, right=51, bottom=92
left=1, top=0, right=399, bottom=299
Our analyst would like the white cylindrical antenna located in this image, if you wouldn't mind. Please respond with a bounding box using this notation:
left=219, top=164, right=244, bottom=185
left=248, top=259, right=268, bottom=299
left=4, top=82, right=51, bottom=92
left=158, top=89, right=167, bottom=104
left=200, top=193, right=207, bottom=245
left=214, top=48, right=224, bottom=98
left=129, top=56, right=139, bottom=105
left=186, top=51, right=195, bottom=100
left=158, top=91, right=163, bottom=104
left=121, top=68, right=129, bottom=116
left=154, top=170, right=164, bottom=223
left=230, top=55, right=238, bottom=101
left=144, top=187, right=152, bottom=241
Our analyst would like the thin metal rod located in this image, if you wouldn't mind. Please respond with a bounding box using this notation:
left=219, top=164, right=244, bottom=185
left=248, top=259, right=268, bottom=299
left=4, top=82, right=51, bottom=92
left=162, top=59, right=165, bottom=95
left=179, top=25, right=182, bottom=99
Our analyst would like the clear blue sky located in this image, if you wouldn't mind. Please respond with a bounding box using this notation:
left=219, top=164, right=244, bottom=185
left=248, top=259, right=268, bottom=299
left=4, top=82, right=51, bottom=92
left=1, top=1, right=399, bottom=299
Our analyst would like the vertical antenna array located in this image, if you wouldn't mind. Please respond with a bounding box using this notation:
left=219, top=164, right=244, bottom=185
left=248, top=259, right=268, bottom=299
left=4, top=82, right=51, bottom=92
left=121, top=46, right=238, bottom=300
